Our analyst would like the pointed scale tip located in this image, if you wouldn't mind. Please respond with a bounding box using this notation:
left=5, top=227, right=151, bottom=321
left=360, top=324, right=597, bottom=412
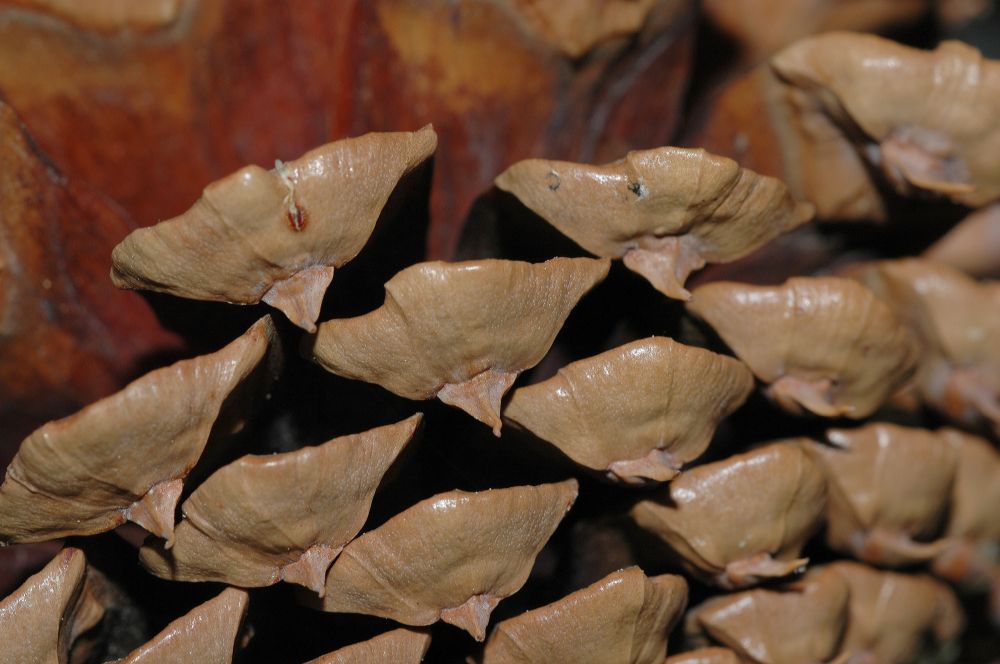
left=282, top=545, right=342, bottom=597
left=440, top=594, right=499, bottom=641
left=262, top=265, right=335, bottom=332
left=438, top=369, right=517, bottom=436
left=125, top=479, right=183, bottom=547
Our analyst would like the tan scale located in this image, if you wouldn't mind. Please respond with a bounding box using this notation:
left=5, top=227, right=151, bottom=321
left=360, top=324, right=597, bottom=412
left=304, top=628, right=431, bottom=664
left=932, top=429, right=1000, bottom=591
left=481, top=567, right=688, bottom=664
left=826, top=561, right=964, bottom=664
left=0, top=548, right=110, bottom=664
left=139, top=415, right=422, bottom=595
left=111, top=127, right=437, bottom=332
left=772, top=32, right=1000, bottom=208
left=684, top=566, right=850, bottom=664
left=504, top=337, right=753, bottom=484
left=686, top=277, right=919, bottom=418
left=112, top=588, right=249, bottom=663
left=850, top=258, right=1000, bottom=434
left=310, top=257, right=609, bottom=435
left=318, top=480, right=579, bottom=641
left=0, top=316, right=277, bottom=546
left=631, top=443, right=826, bottom=589
left=805, top=423, right=958, bottom=566
left=496, top=147, right=812, bottom=300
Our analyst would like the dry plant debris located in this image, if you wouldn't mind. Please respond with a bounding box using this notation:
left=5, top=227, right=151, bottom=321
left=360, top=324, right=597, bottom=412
left=1, top=9, right=999, bottom=663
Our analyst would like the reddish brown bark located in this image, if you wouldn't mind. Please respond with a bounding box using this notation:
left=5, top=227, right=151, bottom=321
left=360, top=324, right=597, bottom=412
left=0, top=102, right=179, bottom=461
left=0, top=0, right=694, bottom=258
